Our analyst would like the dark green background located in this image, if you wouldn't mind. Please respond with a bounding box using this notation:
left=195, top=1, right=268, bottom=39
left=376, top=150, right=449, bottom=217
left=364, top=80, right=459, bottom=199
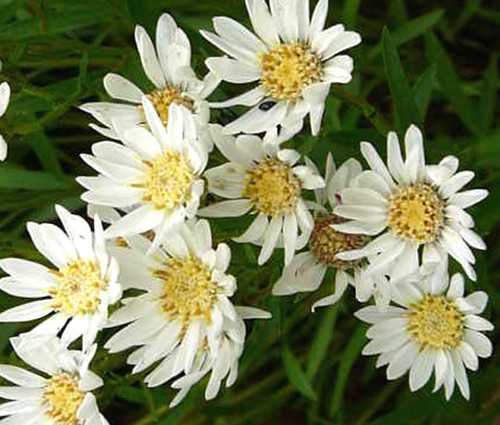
left=0, top=0, right=498, bottom=424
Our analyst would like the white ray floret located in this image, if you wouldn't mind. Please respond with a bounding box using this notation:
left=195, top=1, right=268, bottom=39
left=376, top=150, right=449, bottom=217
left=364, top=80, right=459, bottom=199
left=0, top=205, right=122, bottom=351
left=272, top=154, right=382, bottom=309
left=199, top=125, right=325, bottom=266
left=356, top=264, right=493, bottom=400
left=333, top=125, right=488, bottom=282
left=201, top=0, right=361, bottom=137
left=105, top=219, right=270, bottom=406
left=78, top=99, right=207, bottom=247
left=80, top=13, right=220, bottom=150
left=0, top=60, right=11, bottom=161
left=0, top=334, right=109, bottom=425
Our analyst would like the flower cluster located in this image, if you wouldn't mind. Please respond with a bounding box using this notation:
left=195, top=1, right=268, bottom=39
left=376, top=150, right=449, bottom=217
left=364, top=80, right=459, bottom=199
left=0, top=1, right=494, bottom=423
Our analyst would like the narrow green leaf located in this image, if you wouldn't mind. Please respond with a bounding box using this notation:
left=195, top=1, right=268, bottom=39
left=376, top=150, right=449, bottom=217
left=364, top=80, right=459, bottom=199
left=343, top=0, right=362, bottom=28
left=389, top=0, right=409, bottom=25
left=370, top=9, right=444, bottom=59
left=25, top=130, right=65, bottom=179
left=382, top=27, right=421, bottom=131
left=329, top=325, right=365, bottom=417
left=424, top=31, right=481, bottom=135
left=282, top=345, right=317, bottom=401
left=412, top=65, right=436, bottom=121
left=478, top=55, right=498, bottom=134
left=0, top=166, right=69, bottom=190
left=306, top=304, right=339, bottom=379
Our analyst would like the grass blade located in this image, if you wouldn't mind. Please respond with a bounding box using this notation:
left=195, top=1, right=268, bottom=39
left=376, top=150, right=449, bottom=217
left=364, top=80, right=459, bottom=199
left=283, top=345, right=317, bottom=401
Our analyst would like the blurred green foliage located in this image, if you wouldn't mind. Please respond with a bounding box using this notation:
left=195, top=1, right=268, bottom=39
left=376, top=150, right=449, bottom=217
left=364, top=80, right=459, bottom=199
left=0, top=0, right=498, bottom=424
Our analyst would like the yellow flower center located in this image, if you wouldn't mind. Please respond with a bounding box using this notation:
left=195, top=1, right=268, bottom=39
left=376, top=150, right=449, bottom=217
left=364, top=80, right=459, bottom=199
left=309, top=216, right=370, bottom=267
left=50, top=260, right=107, bottom=316
left=155, top=257, right=218, bottom=328
left=388, top=184, right=445, bottom=244
left=42, top=372, right=85, bottom=425
left=407, top=295, right=464, bottom=350
left=259, top=43, right=322, bottom=102
left=243, top=158, right=301, bottom=216
left=136, top=151, right=195, bottom=211
left=143, top=85, right=194, bottom=125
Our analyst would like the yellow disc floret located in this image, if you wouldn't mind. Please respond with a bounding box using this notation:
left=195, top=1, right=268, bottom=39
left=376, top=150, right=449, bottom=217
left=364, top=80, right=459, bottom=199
left=50, top=260, right=107, bottom=316
left=137, top=151, right=195, bottom=211
left=388, top=184, right=445, bottom=244
left=243, top=158, right=301, bottom=216
left=42, top=372, right=85, bottom=425
left=407, top=295, right=464, bottom=350
left=155, top=257, right=218, bottom=328
left=143, top=85, right=194, bottom=125
left=309, top=216, right=370, bottom=268
left=260, top=43, right=322, bottom=102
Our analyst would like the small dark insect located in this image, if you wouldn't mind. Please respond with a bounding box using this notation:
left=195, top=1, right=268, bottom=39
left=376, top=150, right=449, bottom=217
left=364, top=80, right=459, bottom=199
left=258, top=100, right=276, bottom=111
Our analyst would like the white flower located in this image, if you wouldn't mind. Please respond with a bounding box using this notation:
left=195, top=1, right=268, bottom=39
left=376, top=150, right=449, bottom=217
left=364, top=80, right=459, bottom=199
left=356, top=265, right=494, bottom=400
left=78, top=99, right=207, bottom=248
left=273, top=154, right=377, bottom=309
left=0, top=205, right=121, bottom=351
left=105, top=219, right=270, bottom=406
left=199, top=125, right=325, bottom=266
left=333, top=125, right=488, bottom=282
left=0, top=334, right=109, bottom=425
left=0, top=80, right=11, bottom=161
left=80, top=13, right=220, bottom=150
left=201, top=0, right=361, bottom=137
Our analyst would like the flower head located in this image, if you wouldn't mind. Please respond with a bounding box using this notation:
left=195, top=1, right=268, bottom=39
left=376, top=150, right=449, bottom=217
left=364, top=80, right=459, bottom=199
left=105, top=219, right=270, bottom=406
left=80, top=14, right=220, bottom=150
left=0, top=205, right=121, bottom=351
left=333, top=125, right=488, bottom=282
left=356, top=265, right=493, bottom=400
left=78, top=99, right=207, bottom=248
left=201, top=0, right=361, bottom=136
left=0, top=335, right=108, bottom=425
left=199, top=125, right=325, bottom=266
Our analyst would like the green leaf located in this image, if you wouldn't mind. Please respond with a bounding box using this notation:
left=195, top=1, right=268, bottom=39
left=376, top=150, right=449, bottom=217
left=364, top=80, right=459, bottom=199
left=329, top=325, right=366, bottom=418
left=370, top=9, right=444, bottom=59
left=343, top=0, right=362, bottom=28
left=412, top=65, right=436, bottom=121
left=424, top=31, right=481, bottom=135
left=478, top=55, right=498, bottom=134
left=0, top=166, right=69, bottom=190
left=382, top=27, right=421, bottom=131
left=282, top=345, right=317, bottom=401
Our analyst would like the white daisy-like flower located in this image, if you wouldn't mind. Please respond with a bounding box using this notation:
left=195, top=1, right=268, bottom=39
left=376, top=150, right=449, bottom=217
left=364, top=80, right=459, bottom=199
left=200, top=0, right=361, bottom=136
left=356, top=264, right=494, bottom=400
left=333, top=125, right=488, bottom=282
left=272, top=154, right=378, bottom=309
left=0, top=76, right=11, bottom=161
left=78, top=99, right=207, bottom=247
left=105, top=219, right=270, bottom=406
left=0, top=205, right=121, bottom=351
left=80, top=14, right=220, bottom=150
left=0, top=335, right=109, bottom=425
left=199, top=125, right=325, bottom=266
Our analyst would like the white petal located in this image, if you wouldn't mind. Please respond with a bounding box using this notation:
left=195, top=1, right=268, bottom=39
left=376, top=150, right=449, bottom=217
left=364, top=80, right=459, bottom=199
left=0, top=300, right=53, bottom=322
left=258, top=215, right=282, bottom=265
left=135, top=26, right=165, bottom=88
left=199, top=200, right=252, bottom=218
left=103, top=73, right=143, bottom=103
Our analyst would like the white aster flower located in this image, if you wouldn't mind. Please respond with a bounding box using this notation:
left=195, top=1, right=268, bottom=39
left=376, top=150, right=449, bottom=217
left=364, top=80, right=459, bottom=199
left=0, top=79, right=10, bottom=161
left=0, top=335, right=109, bottom=425
left=105, top=219, right=270, bottom=406
left=0, top=206, right=121, bottom=351
left=78, top=99, right=207, bottom=247
left=201, top=0, right=361, bottom=136
left=199, top=125, right=325, bottom=266
left=356, top=265, right=494, bottom=400
left=273, top=154, right=378, bottom=309
left=80, top=13, right=220, bottom=150
left=333, top=125, right=488, bottom=282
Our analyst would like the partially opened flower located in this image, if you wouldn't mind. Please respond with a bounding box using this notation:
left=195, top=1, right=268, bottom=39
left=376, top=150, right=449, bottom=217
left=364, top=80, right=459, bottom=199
left=356, top=265, right=493, bottom=400
left=273, top=154, right=377, bottom=309
left=201, top=0, right=361, bottom=136
left=0, top=335, right=109, bottom=425
left=78, top=100, right=207, bottom=247
left=199, top=125, right=325, bottom=266
left=0, top=205, right=121, bottom=351
left=105, top=219, right=270, bottom=406
left=81, top=14, right=219, bottom=150
left=333, top=125, right=488, bottom=282
left=0, top=78, right=11, bottom=161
